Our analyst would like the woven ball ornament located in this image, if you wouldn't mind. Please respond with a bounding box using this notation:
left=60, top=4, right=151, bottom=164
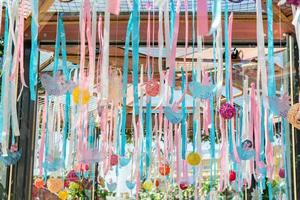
left=220, top=103, right=236, bottom=119
left=279, top=168, right=285, bottom=178
left=187, top=152, right=201, bottom=166
left=287, top=103, right=300, bottom=130
left=179, top=182, right=189, bottom=190
left=47, top=178, right=64, bottom=194
left=229, top=170, right=236, bottom=182
left=143, top=180, right=153, bottom=191
left=145, top=79, right=160, bottom=97
left=58, top=190, right=68, bottom=200
left=34, top=178, right=44, bottom=189
left=72, top=86, right=90, bottom=105
left=159, top=164, right=171, bottom=176
left=110, top=154, right=119, bottom=166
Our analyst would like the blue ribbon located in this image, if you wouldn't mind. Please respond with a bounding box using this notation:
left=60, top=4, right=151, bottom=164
left=132, top=0, right=140, bottom=115
left=145, top=67, right=152, bottom=177
left=209, top=96, right=216, bottom=189
left=29, top=0, right=39, bottom=101
left=120, top=13, right=133, bottom=156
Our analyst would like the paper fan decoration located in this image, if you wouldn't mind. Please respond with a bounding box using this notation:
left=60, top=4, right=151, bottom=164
left=0, top=149, right=22, bottom=166
left=269, top=94, right=290, bottom=118
left=237, top=139, right=255, bottom=160
left=107, top=181, right=117, bottom=192
left=43, top=156, right=64, bottom=172
left=287, top=103, right=300, bottom=130
left=40, top=73, right=76, bottom=96
left=119, top=156, right=130, bottom=167
left=164, top=106, right=182, bottom=124
left=126, top=180, right=136, bottom=190
left=145, top=79, right=160, bottom=97
left=188, top=81, right=217, bottom=99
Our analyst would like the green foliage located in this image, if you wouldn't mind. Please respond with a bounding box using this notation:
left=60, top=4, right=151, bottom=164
left=96, top=185, right=116, bottom=200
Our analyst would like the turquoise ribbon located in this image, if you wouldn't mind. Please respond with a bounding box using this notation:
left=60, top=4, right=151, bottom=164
left=181, top=68, right=186, bottom=159
left=209, top=96, right=216, bottom=190
left=266, top=0, right=276, bottom=97
left=29, top=0, right=39, bottom=101
left=282, top=119, right=290, bottom=200
left=120, top=13, right=133, bottom=156
left=88, top=113, right=94, bottom=148
left=132, top=0, right=140, bottom=115
left=53, top=14, right=70, bottom=167
left=267, top=181, right=273, bottom=200
left=145, top=67, right=152, bottom=176
left=224, top=0, right=234, bottom=161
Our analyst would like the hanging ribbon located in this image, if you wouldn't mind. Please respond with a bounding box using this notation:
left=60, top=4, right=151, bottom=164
left=181, top=68, right=187, bottom=160
left=209, top=0, right=221, bottom=35
left=167, top=0, right=180, bottom=86
left=101, top=1, right=110, bottom=99
left=29, top=0, right=39, bottom=100
left=132, top=0, right=140, bottom=115
left=197, top=0, right=208, bottom=37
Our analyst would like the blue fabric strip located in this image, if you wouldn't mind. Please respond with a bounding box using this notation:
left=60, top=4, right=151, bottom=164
left=209, top=96, right=216, bottom=189
left=29, top=0, right=39, bottom=101
left=181, top=68, right=186, bottom=159
left=120, top=14, right=133, bottom=156
left=145, top=66, right=152, bottom=176
left=132, top=0, right=140, bottom=115
left=282, top=119, right=290, bottom=200
left=266, top=0, right=276, bottom=97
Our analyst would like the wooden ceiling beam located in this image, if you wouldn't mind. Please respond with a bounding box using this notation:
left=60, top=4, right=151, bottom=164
left=24, top=0, right=55, bottom=32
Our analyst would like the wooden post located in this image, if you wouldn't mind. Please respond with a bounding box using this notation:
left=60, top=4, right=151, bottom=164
left=11, top=40, right=38, bottom=200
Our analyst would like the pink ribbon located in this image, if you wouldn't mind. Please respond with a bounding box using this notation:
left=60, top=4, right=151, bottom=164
left=108, top=0, right=120, bottom=16
left=38, top=95, right=48, bottom=175
left=197, top=0, right=208, bottom=36
left=10, top=1, right=26, bottom=87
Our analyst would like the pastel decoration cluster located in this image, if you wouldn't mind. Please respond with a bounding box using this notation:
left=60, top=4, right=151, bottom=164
left=220, top=103, right=236, bottom=119
left=72, top=86, right=90, bottom=105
